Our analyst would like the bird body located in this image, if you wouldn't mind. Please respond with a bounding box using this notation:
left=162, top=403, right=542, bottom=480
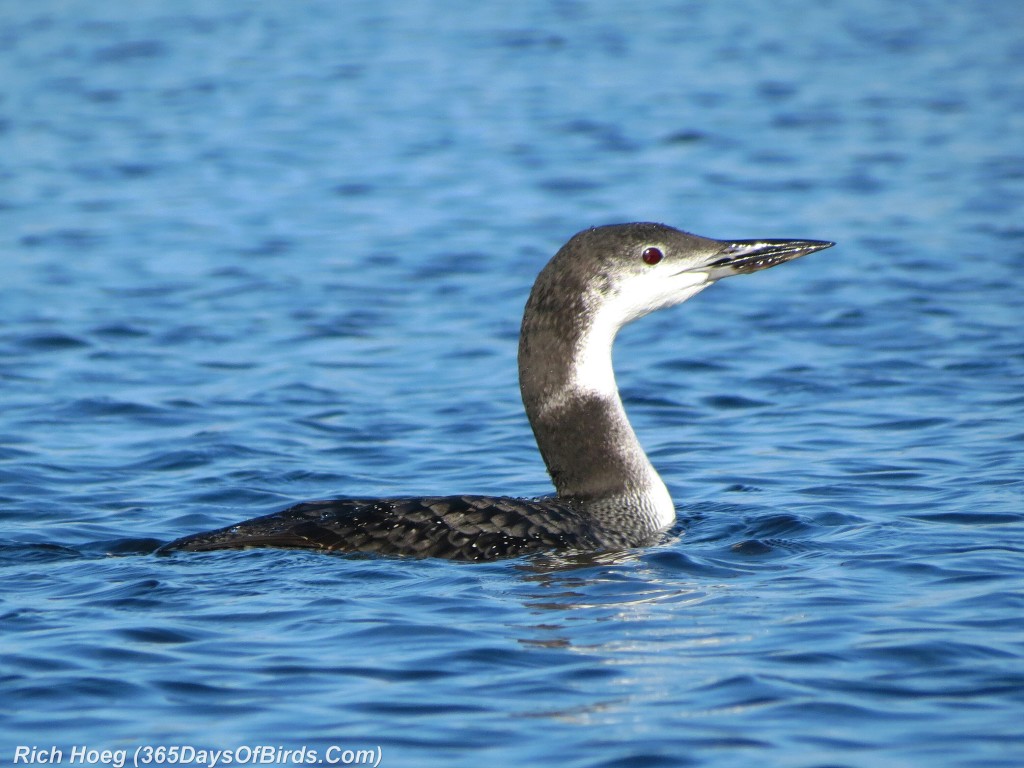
left=161, top=223, right=833, bottom=561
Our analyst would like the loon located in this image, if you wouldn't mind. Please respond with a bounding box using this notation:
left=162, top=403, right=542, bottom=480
left=161, top=223, right=833, bottom=561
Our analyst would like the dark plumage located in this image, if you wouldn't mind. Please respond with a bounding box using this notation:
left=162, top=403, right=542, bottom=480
left=161, top=495, right=618, bottom=561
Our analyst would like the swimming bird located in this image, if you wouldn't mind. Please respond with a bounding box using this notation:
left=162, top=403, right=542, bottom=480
left=160, top=223, right=832, bottom=561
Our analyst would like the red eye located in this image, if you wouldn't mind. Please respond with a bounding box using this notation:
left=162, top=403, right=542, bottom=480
left=642, top=246, right=663, bottom=265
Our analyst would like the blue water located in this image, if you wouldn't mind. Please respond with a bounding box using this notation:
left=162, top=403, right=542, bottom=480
left=3, top=2, right=1023, bottom=766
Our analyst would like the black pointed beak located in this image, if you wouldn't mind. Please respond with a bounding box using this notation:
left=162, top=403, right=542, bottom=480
left=702, top=238, right=834, bottom=279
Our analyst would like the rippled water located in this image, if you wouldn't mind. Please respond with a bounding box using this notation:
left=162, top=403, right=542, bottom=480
left=3, top=2, right=1023, bottom=767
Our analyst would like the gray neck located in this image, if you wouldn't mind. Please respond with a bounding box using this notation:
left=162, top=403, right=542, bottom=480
left=517, top=257, right=674, bottom=533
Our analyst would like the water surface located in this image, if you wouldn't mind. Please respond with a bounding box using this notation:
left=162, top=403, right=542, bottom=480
left=2, top=2, right=1023, bottom=767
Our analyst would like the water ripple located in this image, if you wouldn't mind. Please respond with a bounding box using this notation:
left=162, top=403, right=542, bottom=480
left=2, top=3, right=1023, bottom=767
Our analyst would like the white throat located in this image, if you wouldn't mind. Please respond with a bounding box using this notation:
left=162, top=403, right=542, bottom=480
left=568, top=270, right=712, bottom=399
left=551, top=271, right=711, bottom=530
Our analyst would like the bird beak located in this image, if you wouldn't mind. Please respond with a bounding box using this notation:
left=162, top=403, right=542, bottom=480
left=699, top=238, right=834, bottom=280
